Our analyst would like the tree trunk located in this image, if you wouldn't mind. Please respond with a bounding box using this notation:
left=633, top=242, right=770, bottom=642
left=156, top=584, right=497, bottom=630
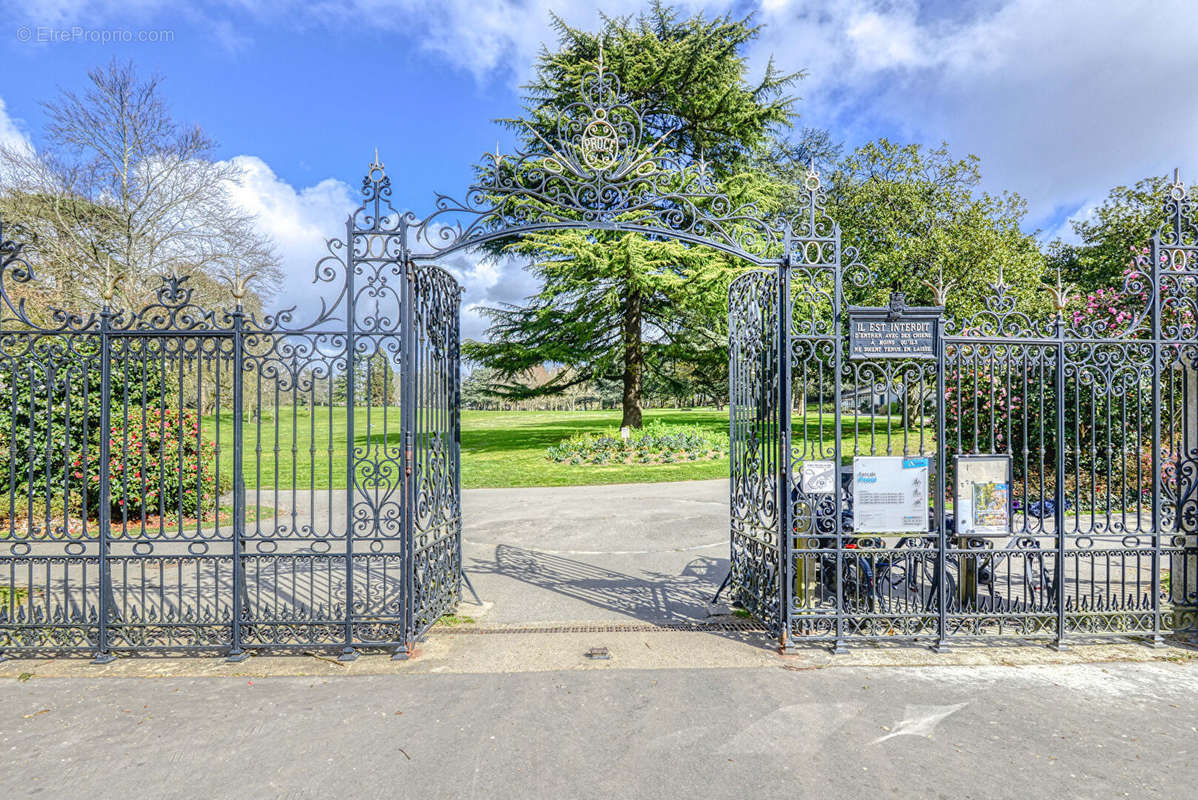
left=621, top=288, right=643, bottom=429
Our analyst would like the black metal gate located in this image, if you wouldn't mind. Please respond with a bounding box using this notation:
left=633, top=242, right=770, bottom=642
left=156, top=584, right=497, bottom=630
left=729, top=270, right=783, bottom=634
left=781, top=173, right=1198, bottom=651
left=2, top=54, right=1195, bottom=658
left=0, top=160, right=461, bottom=660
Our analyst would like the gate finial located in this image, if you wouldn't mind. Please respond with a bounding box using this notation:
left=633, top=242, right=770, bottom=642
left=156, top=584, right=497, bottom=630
left=368, top=148, right=386, bottom=182
left=803, top=159, right=820, bottom=192
left=1042, top=263, right=1073, bottom=317
left=226, top=269, right=257, bottom=302
left=919, top=266, right=954, bottom=306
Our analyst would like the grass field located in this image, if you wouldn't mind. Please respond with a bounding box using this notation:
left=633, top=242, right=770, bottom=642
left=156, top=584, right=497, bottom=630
left=202, top=406, right=913, bottom=490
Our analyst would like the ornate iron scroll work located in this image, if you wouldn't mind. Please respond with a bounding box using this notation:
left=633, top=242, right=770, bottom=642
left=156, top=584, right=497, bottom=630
left=407, top=64, right=788, bottom=264
left=4, top=59, right=1196, bottom=657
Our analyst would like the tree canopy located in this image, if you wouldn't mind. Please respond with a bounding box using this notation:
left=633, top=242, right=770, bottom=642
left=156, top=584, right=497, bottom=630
left=0, top=59, right=280, bottom=319
left=828, top=139, right=1046, bottom=319
left=1048, top=173, right=1196, bottom=292
left=464, top=3, right=802, bottom=428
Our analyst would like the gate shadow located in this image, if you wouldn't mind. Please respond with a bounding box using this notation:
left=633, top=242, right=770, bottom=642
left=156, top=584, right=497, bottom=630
left=469, top=544, right=721, bottom=623
left=466, top=544, right=773, bottom=648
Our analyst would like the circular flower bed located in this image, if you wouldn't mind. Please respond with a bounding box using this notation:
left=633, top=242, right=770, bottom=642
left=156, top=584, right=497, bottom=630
left=546, top=422, right=726, bottom=466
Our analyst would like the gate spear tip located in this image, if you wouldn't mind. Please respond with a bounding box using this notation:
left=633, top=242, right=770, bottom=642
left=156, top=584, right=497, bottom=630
left=368, top=148, right=385, bottom=180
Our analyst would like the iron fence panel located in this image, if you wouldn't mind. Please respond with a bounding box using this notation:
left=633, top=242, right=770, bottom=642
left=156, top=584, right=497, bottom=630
left=1, top=58, right=1195, bottom=657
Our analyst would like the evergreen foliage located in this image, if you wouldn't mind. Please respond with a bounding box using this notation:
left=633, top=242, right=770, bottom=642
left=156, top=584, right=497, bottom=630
left=463, top=3, right=801, bottom=428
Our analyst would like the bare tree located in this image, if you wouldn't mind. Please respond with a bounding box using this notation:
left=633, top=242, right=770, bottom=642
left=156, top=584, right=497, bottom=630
left=0, top=59, right=280, bottom=315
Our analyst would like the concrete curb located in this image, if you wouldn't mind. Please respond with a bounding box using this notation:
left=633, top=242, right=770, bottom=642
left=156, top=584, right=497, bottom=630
left=2, top=628, right=1193, bottom=679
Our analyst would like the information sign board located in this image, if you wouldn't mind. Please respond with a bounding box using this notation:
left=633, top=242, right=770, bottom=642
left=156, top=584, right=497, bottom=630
left=852, top=456, right=929, bottom=533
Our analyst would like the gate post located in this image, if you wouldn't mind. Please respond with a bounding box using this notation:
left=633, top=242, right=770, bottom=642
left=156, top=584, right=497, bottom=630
left=340, top=213, right=359, bottom=662
left=777, top=253, right=793, bottom=652
left=92, top=305, right=115, bottom=664
left=1149, top=231, right=1166, bottom=647
left=396, top=246, right=416, bottom=660
left=831, top=229, right=847, bottom=655
left=1051, top=315, right=1068, bottom=650
left=227, top=303, right=248, bottom=662
left=933, top=321, right=949, bottom=652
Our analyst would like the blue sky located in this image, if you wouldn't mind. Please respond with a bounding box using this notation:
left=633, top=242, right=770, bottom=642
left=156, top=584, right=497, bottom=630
left=2, top=0, right=1198, bottom=339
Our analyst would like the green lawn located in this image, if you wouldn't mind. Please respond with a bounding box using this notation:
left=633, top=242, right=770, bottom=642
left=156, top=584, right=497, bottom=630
left=202, top=406, right=920, bottom=490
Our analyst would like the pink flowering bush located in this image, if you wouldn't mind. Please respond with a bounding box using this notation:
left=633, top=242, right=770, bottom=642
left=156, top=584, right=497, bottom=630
left=81, top=406, right=216, bottom=519
left=1070, top=245, right=1195, bottom=337
left=944, top=245, right=1195, bottom=509
left=1071, top=279, right=1140, bottom=334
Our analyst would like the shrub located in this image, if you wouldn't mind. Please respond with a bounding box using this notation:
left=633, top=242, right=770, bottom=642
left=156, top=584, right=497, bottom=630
left=0, top=339, right=218, bottom=522
left=0, top=340, right=157, bottom=499
left=78, top=405, right=217, bottom=519
left=546, top=421, right=726, bottom=466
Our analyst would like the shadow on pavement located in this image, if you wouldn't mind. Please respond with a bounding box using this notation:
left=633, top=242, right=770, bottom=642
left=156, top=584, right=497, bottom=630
left=468, top=544, right=728, bottom=624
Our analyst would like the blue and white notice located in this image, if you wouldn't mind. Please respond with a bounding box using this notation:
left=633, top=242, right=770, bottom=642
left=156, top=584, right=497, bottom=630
left=852, top=456, right=929, bottom=533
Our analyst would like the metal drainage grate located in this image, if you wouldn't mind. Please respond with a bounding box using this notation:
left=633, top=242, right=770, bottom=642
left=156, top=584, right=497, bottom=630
left=432, top=620, right=767, bottom=635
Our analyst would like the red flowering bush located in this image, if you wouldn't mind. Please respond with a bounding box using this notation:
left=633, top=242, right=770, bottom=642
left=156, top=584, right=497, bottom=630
left=76, top=406, right=216, bottom=519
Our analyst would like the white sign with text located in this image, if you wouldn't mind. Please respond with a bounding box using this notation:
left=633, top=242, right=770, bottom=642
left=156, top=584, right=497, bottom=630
left=852, top=456, right=929, bottom=533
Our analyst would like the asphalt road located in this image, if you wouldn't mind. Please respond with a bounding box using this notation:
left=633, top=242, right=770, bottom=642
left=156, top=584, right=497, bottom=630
left=3, top=660, right=1196, bottom=799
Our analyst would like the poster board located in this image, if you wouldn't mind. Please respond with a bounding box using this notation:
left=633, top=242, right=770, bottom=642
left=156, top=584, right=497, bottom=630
left=852, top=456, right=929, bottom=533
left=954, top=454, right=1012, bottom=536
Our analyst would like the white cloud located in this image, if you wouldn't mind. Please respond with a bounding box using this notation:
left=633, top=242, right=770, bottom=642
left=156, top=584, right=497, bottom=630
left=0, top=97, right=34, bottom=157
left=0, top=96, right=36, bottom=193
left=750, top=0, right=1198, bottom=227
left=435, top=248, right=538, bottom=343
left=222, top=157, right=538, bottom=340
left=16, top=0, right=1198, bottom=280
left=221, top=155, right=357, bottom=313
left=13, top=0, right=722, bottom=83
left=317, top=0, right=725, bottom=83
left=845, top=9, right=930, bottom=72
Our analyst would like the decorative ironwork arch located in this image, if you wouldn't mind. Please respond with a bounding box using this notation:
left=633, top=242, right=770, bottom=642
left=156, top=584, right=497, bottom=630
left=383, top=62, right=837, bottom=267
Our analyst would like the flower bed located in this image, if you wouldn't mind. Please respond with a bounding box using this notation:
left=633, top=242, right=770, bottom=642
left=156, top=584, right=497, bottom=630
left=546, top=421, right=726, bottom=466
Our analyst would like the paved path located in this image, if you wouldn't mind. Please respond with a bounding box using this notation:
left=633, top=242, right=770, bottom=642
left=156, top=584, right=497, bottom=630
left=461, top=479, right=729, bottom=624
left=3, top=659, right=1196, bottom=799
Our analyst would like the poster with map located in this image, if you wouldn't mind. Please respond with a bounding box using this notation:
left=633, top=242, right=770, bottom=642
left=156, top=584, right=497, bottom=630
left=955, top=455, right=1012, bottom=535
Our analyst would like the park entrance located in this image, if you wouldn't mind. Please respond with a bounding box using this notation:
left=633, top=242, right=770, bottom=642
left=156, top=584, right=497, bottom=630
left=1, top=63, right=1195, bottom=659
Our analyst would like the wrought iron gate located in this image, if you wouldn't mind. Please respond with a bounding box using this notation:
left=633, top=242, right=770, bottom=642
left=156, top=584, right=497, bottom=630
left=0, top=161, right=462, bottom=660
left=729, top=270, right=783, bottom=634
left=2, top=50, right=1195, bottom=658
left=782, top=175, right=1198, bottom=651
